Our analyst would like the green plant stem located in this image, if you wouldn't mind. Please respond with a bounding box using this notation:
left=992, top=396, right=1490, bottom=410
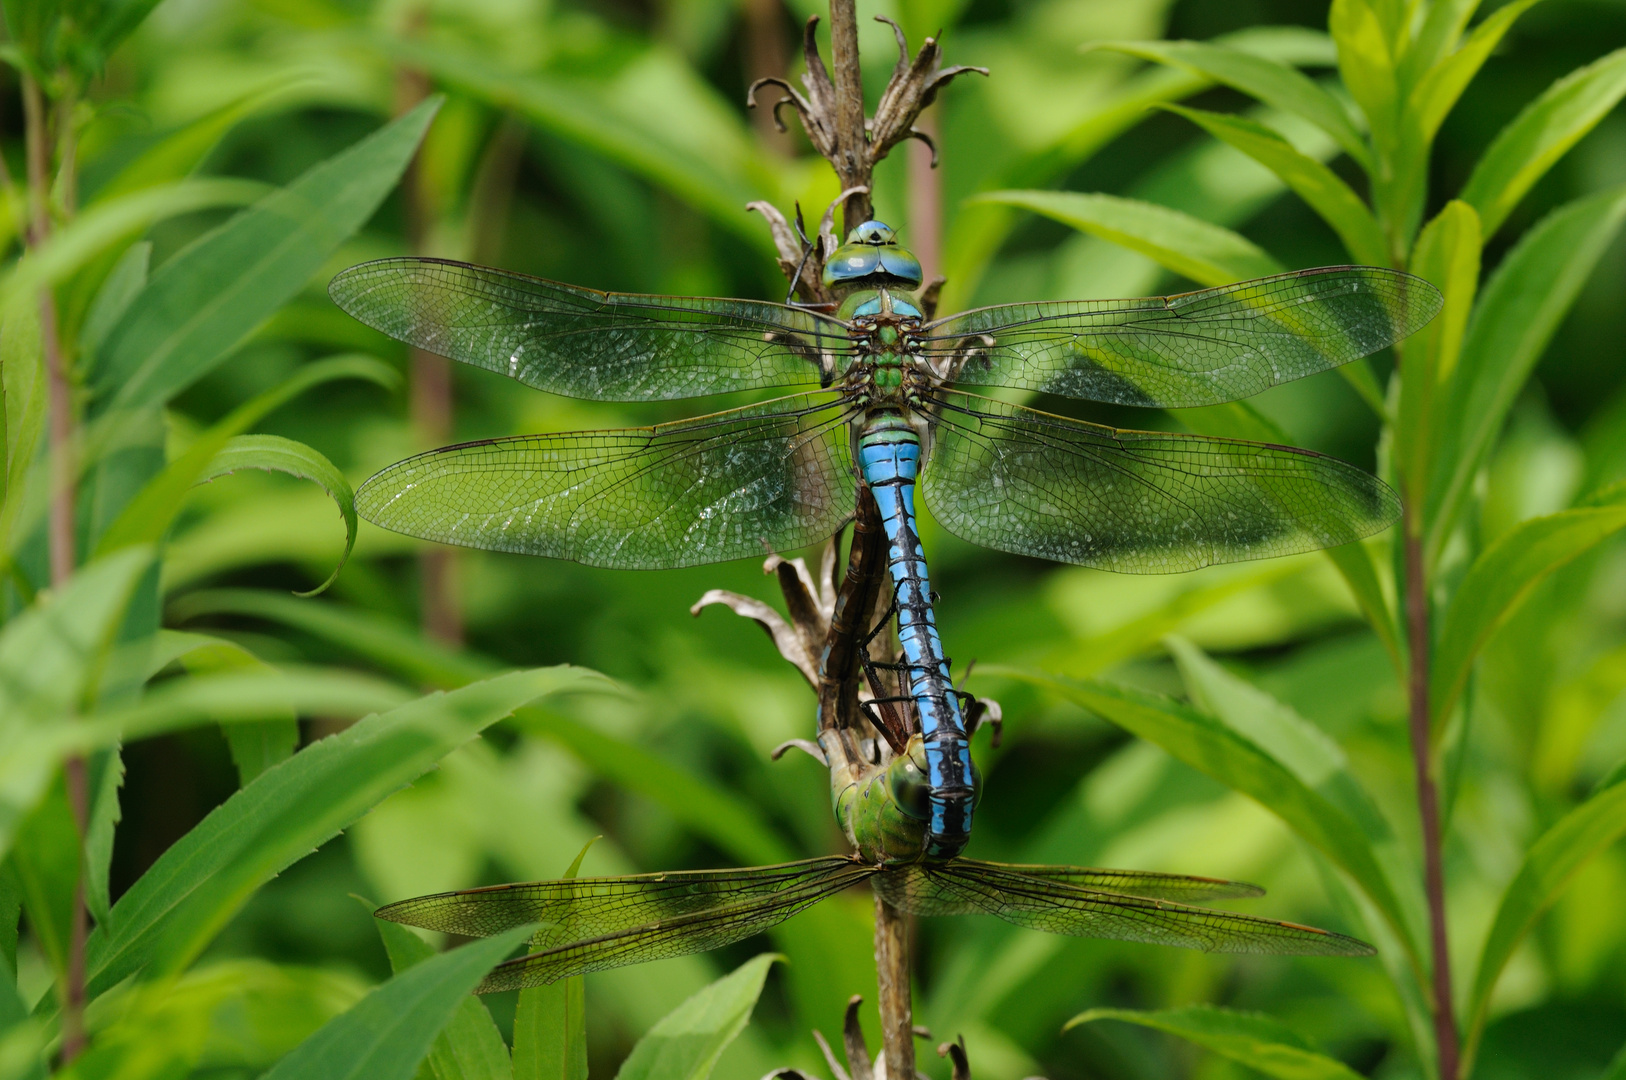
left=25, top=69, right=91, bottom=1066
left=1405, top=507, right=1458, bottom=1080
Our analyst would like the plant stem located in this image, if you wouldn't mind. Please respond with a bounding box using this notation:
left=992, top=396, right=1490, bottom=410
left=394, top=42, right=463, bottom=646
left=828, top=0, right=870, bottom=231
left=872, top=891, right=914, bottom=1080
left=906, top=107, right=940, bottom=282
left=25, top=69, right=91, bottom=1065
left=1404, top=507, right=1458, bottom=1080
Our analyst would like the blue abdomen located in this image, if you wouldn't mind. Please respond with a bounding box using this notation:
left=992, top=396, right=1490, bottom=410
left=856, top=415, right=974, bottom=857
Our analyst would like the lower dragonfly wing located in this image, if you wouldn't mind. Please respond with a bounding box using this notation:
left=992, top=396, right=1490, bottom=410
left=876, top=862, right=1372, bottom=956
left=356, top=393, right=859, bottom=569
left=950, top=859, right=1263, bottom=902
left=377, top=857, right=873, bottom=991
left=920, top=390, right=1399, bottom=572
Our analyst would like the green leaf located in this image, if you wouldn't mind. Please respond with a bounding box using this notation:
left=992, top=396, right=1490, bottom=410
left=1430, top=493, right=1626, bottom=735
left=513, top=707, right=792, bottom=866
left=1006, top=671, right=1416, bottom=971
left=385, top=37, right=774, bottom=251
left=972, top=190, right=1283, bottom=287
left=513, top=841, right=597, bottom=1080
left=613, top=954, right=779, bottom=1080
left=92, top=97, right=439, bottom=413
left=79, top=241, right=149, bottom=363
left=167, top=589, right=499, bottom=691
left=1322, top=542, right=1402, bottom=672
left=83, top=666, right=602, bottom=996
left=1399, top=201, right=1481, bottom=506
left=197, top=434, right=357, bottom=595
left=1329, top=0, right=1398, bottom=154
left=0, top=883, right=43, bottom=1080
left=0, top=179, right=266, bottom=315
left=82, top=746, right=125, bottom=925
left=263, top=926, right=533, bottom=1080
left=1463, top=771, right=1626, bottom=1073
left=373, top=904, right=513, bottom=1080
left=94, top=354, right=393, bottom=559
left=8, top=775, right=79, bottom=977
left=1408, top=0, right=1545, bottom=146
left=169, top=634, right=298, bottom=785
left=1065, top=1006, right=1364, bottom=1080
left=1460, top=47, right=1626, bottom=238
left=1, top=294, right=46, bottom=561
left=1158, top=105, right=1389, bottom=266
left=1604, top=1041, right=1626, bottom=1080
left=1428, top=186, right=1626, bottom=557
left=1094, top=40, right=1371, bottom=170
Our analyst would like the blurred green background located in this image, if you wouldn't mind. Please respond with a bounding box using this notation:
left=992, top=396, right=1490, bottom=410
left=6, top=0, right=1626, bottom=1078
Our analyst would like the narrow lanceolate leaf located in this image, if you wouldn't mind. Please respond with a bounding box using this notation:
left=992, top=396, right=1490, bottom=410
left=972, top=190, right=1283, bottom=287
left=263, top=926, right=533, bottom=1080
left=84, top=667, right=602, bottom=996
left=614, top=955, right=779, bottom=1080
left=1328, top=0, right=1398, bottom=154
left=198, top=435, right=357, bottom=595
left=92, top=98, right=439, bottom=413
left=0, top=549, right=152, bottom=863
left=514, top=840, right=596, bottom=1080
left=1007, top=672, right=1416, bottom=972
left=1408, top=0, right=1545, bottom=145
left=1094, top=40, right=1370, bottom=169
left=373, top=905, right=512, bottom=1080
left=1066, top=1007, right=1364, bottom=1080
left=1430, top=490, right=1626, bottom=736
left=1463, top=771, right=1626, bottom=1072
left=1428, top=186, right=1626, bottom=556
left=94, top=355, right=393, bottom=559
left=1158, top=105, right=1389, bottom=266
left=0, top=179, right=266, bottom=312
left=1400, top=201, right=1480, bottom=505
left=1322, top=542, right=1402, bottom=672
left=1460, top=47, right=1626, bottom=238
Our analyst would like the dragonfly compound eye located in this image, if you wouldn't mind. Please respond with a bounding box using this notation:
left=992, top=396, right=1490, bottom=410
left=849, top=220, right=897, bottom=245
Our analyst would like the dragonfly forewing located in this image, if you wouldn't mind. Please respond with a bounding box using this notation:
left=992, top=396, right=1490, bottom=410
left=355, top=393, right=859, bottom=569
left=920, top=390, right=1400, bottom=572
left=328, top=258, right=853, bottom=401
left=875, top=862, right=1373, bottom=956
left=377, top=857, right=874, bottom=992
left=920, top=267, right=1441, bottom=408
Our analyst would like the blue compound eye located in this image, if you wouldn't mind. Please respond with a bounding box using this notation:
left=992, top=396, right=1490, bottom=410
left=850, top=220, right=896, bottom=245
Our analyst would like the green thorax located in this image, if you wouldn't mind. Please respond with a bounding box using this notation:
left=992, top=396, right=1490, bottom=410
left=821, top=731, right=933, bottom=865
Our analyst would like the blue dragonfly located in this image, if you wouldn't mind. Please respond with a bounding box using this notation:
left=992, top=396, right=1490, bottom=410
left=330, top=220, right=1439, bottom=860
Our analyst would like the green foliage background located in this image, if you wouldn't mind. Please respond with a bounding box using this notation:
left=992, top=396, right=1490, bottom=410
left=3, top=1, right=1626, bottom=1079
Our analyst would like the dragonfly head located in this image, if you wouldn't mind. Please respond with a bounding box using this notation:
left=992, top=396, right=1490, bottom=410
left=822, top=220, right=924, bottom=291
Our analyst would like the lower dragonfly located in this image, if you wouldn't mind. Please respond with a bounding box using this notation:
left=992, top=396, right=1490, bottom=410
left=377, top=729, right=1372, bottom=993
left=331, top=220, right=1439, bottom=862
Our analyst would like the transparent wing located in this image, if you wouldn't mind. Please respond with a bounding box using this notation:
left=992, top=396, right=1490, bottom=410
left=919, top=267, right=1441, bottom=407
left=356, top=393, right=859, bottom=569
left=951, top=860, right=1264, bottom=902
left=329, top=257, right=856, bottom=401
left=875, top=862, right=1372, bottom=956
left=921, top=390, right=1399, bottom=572
left=376, top=858, right=873, bottom=991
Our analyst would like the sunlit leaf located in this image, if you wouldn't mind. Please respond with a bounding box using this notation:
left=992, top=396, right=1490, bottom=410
left=1095, top=39, right=1370, bottom=169
left=1463, top=768, right=1626, bottom=1074
left=1157, top=104, right=1389, bottom=266
left=261, top=926, right=534, bottom=1080
left=1065, top=1006, right=1364, bottom=1080
left=972, top=189, right=1283, bottom=287
left=1408, top=0, right=1545, bottom=145
left=513, top=840, right=596, bottom=1080
left=92, top=98, right=438, bottom=413
left=614, top=954, right=779, bottom=1080
left=84, top=666, right=602, bottom=996
left=1006, top=671, right=1417, bottom=971
left=1460, top=47, right=1626, bottom=238
left=1430, top=487, right=1626, bottom=736
left=1428, top=187, right=1626, bottom=560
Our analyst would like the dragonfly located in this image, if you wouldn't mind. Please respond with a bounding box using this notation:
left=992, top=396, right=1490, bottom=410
left=376, top=729, right=1374, bottom=993
left=330, top=220, right=1440, bottom=860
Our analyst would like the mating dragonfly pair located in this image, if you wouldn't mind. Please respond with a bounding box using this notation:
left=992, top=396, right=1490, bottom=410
left=332, top=220, right=1437, bottom=989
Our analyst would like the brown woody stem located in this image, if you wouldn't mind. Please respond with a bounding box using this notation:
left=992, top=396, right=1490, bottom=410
left=828, top=0, right=871, bottom=231
left=873, top=890, right=915, bottom=1080
left=1403, top=505, right=1457, bottom=1080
